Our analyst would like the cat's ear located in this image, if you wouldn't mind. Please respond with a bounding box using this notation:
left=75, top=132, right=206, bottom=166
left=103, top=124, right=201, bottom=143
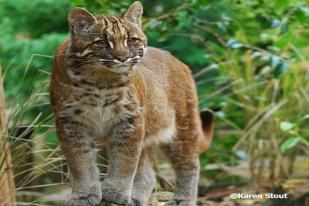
left=123, top=1, right=143, bottom=28
left=68, top=7, right=97, bottom=34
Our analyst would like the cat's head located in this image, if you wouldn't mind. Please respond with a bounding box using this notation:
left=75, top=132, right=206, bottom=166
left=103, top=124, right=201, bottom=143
left=67, top=1, right=146, bottom=72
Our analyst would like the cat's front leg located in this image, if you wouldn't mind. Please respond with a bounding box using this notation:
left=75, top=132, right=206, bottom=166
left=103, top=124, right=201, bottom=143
left=101, top=113, right=144, bottom=205
left=57, top=120, right=102, bottom=206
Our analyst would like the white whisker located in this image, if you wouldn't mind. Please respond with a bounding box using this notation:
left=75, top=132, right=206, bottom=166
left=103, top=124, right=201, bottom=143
left=113, top=59, right=122, bottom=64
left=99, top=59, right=114, bottom=62
left=126, top=56, right=141, bottom=63
left=131, top=56, right=141, bottom=60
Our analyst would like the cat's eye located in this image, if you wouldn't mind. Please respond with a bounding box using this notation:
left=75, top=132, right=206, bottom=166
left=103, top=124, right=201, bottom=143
left=93, top=40, right=107, bottom=46
left=127, top=37, right=140, bottom=44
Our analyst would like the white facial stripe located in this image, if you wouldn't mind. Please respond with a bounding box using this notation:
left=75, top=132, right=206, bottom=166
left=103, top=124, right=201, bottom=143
left=113, top=59, right=122, bottom=63
left=124, top=39, right=128, bottom=47
left=127, top=56, right=140, bottom=61
left=94, top=37, right=102, bottom=41
left=108, top=41, right=114, bottom=49
left=124, top=56, right=141, bottom=63
left=76, top=48, right=92, bottom=57
left=132, top=55, right=141, bottom=60
left=99, top=59, right=114, bottom=62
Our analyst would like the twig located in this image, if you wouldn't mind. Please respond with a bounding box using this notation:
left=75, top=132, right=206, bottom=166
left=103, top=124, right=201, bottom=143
left=143, top=3, right=189, bottom=30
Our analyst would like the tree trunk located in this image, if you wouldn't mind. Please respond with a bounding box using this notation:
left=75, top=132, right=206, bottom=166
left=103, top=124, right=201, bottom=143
left=0, top=69, right=16, bottom=206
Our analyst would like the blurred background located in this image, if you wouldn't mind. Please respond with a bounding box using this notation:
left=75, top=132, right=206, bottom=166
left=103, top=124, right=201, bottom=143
left=0, top=0, right=309, bottom=205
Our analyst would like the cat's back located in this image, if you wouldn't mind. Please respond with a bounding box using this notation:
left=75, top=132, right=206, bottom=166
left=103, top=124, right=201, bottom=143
left=139, top=46, right=196, bottom=102
left=140, top=47, right=192, bottom=76
left=138, top=47, right=198, bottom=131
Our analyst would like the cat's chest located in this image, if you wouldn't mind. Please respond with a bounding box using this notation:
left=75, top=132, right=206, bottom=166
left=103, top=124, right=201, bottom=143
left=69, top=87, right=126, bottom=109
left=60, top=86, right=134, bottom=137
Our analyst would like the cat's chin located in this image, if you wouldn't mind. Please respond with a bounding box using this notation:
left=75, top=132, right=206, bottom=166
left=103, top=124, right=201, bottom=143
left=102, top=64, right=133, bottom=74
left=93, top=61, right=131, bottom=73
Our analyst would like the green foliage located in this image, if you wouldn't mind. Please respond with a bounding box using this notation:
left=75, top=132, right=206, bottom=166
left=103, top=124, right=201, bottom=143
left=280, top=137, right=302, bottom=154
left=280, top=121, right=295, bottom=132
left=0, top=0, right=68, bottom=104
left=279, top=119, right=309, bottom=154
left=0, top=0, right=70, bottom=37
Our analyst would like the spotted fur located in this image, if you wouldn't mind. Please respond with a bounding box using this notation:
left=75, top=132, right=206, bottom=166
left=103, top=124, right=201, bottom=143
left=50, top=1, right=214, bottom=206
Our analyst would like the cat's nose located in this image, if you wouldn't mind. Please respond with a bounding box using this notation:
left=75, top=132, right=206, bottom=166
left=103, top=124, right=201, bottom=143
left=115, top=55, right=128, bottom=62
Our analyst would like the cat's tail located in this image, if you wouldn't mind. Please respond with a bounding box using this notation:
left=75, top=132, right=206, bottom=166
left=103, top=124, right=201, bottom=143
left=198, top=109, right=214, bottom=153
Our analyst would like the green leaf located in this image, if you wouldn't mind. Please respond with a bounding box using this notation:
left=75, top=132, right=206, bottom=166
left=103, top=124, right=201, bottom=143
left=301, top=139, right=309, bottom=148
left=300, top=7, right=309, bottom=15
left=280, top=121, right=295, bottom=132
left=273, top=61, right=288, bottom=77
left=280, top=137, right=302, bottom=153
left=303, top=114, right=309, bottom=120
left=270, top=55, right=281, bottom=68
left=271, top=19, right=281, bottom=28
left=281, top=20, right=289, bottom=34
left=227, top=39, right=243, bottom=49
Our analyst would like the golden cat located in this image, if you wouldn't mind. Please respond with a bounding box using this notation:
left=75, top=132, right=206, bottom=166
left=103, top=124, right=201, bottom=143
left=50, top=1, right=213, bottom=205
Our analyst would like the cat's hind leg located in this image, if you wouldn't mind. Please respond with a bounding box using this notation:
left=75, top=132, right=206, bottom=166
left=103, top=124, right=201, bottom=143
left=161, top=130, right=200, bottom=206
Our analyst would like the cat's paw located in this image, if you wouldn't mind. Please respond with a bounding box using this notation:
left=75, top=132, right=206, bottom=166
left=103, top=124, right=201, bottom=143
left=67, top=194, right=101, bottom=206
left=164, top=199, right=195, bottom=206
left=101, top=188, right=132, bottom=205
left=130, top=198, right=142, bottom=206
left=99, top=200, right=140, bottom=206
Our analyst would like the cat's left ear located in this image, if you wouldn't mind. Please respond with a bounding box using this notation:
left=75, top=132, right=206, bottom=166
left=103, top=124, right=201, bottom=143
left=123, top=1, right=143, bottom=28
left=68, top=7, right=97, bottom=34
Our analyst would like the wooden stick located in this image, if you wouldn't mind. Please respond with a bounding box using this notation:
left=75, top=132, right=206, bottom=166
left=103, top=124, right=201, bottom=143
left=0, top=67, right=16, bottom=206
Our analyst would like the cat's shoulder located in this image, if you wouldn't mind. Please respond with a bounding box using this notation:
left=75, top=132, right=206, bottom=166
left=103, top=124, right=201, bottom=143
left=143, top=46, right=172, bottom=59
left=141, top=46, right=191, bottom=73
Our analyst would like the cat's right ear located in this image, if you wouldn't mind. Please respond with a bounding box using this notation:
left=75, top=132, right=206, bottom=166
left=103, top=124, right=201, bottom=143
left=68, top=8, right=97, bottom=34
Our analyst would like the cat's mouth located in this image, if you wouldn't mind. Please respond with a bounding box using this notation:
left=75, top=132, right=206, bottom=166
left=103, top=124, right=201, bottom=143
left=97, top=56, right=141, bottom=73
left=99, top=56, right=141, bottom=67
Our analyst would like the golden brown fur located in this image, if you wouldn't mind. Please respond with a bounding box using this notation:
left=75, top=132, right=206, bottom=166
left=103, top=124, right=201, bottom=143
left=50, top=2, right=213, bottom=206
